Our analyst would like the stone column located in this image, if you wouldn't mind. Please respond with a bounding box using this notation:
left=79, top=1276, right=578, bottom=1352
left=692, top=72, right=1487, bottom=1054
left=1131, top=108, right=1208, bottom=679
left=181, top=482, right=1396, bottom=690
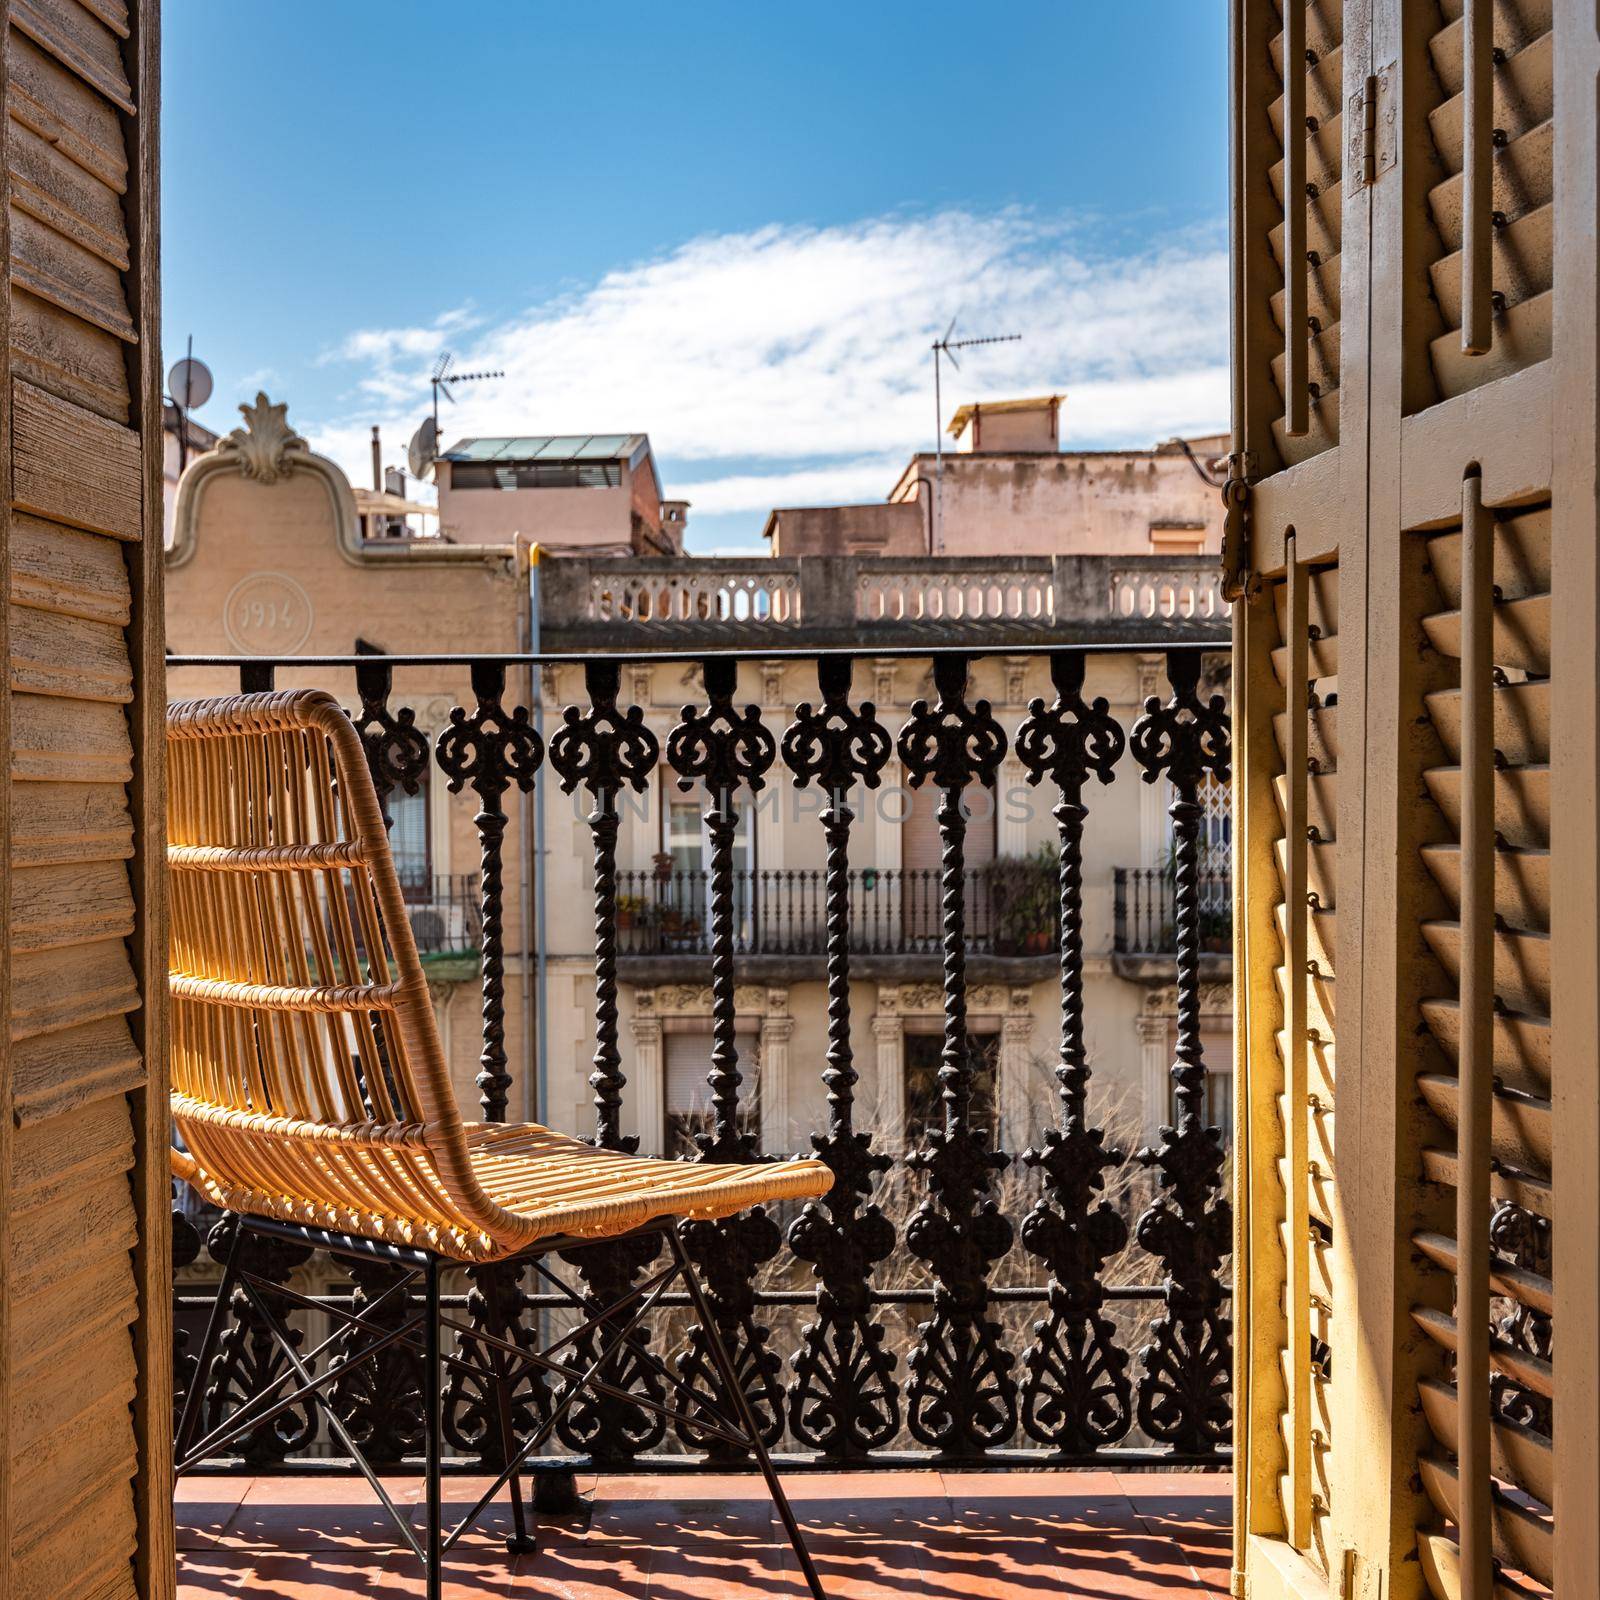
left=632, top=990, right=664, bottom=1155
left=997, top=756, right=1030, bottom=859
left=998, top=989, right=1037, bottom=1150
left=1136, top=653, right=1169, bottom=868
left=1137, top=1008, right=1171, bottom=1146
left=759, top=988, right=794, bottom=1155
left=872, top=988, right=906, bottom=1147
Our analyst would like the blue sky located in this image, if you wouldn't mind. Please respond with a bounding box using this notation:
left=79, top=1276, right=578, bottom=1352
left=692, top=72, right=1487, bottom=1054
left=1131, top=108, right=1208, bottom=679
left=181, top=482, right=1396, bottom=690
left=162, top=2, right=1228, bottom=551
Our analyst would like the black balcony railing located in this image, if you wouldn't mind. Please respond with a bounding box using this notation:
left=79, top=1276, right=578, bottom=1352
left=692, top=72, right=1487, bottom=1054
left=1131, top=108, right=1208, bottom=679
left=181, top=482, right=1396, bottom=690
left=402, top=872, right=485, bottom=958
left=615, top=863, right=1060, bottom=957
left=168, top=642, right=1232, bottom=1483
left=1113, top=864, right=1233, bottom=958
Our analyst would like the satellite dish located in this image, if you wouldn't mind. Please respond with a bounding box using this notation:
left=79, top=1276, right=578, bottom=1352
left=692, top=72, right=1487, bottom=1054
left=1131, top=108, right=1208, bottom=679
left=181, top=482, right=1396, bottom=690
left=407, top=416, right=439, bottom=481
left=167, top=355, right=213, bottom=411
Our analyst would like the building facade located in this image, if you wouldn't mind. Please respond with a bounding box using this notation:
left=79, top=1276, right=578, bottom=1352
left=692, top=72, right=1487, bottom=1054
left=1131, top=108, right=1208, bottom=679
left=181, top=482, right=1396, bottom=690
left=165, top=395, right=1230, bottom=1161
left=763, top=392, right=1228, bottom=561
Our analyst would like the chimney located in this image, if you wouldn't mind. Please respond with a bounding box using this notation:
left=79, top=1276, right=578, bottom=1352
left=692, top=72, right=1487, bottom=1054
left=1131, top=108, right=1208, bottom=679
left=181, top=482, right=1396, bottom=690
left=948, top=394, right=1065, bottom=453
left=660, top=500, right=690, bottom=554
left=371, top=425, right=382, bottom=490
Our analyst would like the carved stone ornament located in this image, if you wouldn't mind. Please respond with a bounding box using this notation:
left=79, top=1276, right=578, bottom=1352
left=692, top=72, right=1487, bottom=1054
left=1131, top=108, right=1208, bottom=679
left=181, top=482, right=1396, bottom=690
left=219, top=392, right=308, bottom=484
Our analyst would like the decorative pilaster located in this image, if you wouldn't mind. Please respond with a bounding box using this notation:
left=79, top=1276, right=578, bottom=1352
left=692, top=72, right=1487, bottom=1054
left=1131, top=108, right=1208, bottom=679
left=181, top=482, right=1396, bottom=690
left=759, top=1001, right=794, bottom=1156
left=632, top=992, right=664, bottom=1156
left=997, top=991, right=1036, bottom=1152
left=873, top=1003, right=906, bottom=1145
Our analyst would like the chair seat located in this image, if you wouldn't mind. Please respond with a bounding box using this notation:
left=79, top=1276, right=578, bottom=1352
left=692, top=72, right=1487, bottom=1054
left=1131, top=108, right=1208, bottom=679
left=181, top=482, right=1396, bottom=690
left=174, top=1095, right=832, bottom=1261
left=461, top=1121, right=833, bottom=1251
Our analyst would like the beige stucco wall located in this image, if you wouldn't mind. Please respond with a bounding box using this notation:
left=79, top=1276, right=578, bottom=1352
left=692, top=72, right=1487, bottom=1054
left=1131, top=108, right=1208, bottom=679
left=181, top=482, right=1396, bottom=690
left=165, top=434, right=540, bottom=1120
left=767, top=439, right=1227, bottom=559
left=901, top=449, right=1225, bottom=558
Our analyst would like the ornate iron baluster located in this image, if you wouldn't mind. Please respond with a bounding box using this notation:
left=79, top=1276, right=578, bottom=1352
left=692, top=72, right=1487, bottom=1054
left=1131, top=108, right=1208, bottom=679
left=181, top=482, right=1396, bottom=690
left=202, top=1217, right=318, bottom=1464
left=1129, top=648, right=1232, bottom=1455
left=1014, top=651, right=1135, bottom=1450
left=896, top=653, right=1017, bottom=1454
left=171, top=1201, right=202, bottom=1428
left=1489, top=1202, right=1551, bottom=1435
left=666, top=657, right=784, bottom=1458
left=437, top=662, right=544, bottom=1122
left=548, top=659, right=669, bottom=1462
left=326, top=653, right=434, bottom=1461
left=781, top=656, right=900, bottom=1459
left=436, top=662, right=545, bottom=1462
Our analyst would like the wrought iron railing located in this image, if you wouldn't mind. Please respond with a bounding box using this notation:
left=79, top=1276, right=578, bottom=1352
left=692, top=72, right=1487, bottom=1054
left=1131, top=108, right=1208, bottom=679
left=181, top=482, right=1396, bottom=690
left=614, top=863, right=1059, bottom=957
left=403, top=872, right=485, bottom=958
left=1113, top=864, right=1233, bottom=958
left=168, top=642, right=1232, bottom=1481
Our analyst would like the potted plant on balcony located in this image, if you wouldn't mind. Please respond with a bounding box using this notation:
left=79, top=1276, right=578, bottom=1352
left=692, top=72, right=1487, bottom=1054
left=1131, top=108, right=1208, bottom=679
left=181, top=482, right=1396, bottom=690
left=990, top=846, right=1060, bottom=956
left=616, top=893, right=648, bottom=932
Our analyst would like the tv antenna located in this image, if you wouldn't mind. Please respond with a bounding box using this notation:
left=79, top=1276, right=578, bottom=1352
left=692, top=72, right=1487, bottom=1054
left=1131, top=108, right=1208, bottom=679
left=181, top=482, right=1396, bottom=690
left=930, top=317, right=1022, bottom=553
left=429, top=351, right=503, bottom=436
left=165, top=334, right=213, bottom=475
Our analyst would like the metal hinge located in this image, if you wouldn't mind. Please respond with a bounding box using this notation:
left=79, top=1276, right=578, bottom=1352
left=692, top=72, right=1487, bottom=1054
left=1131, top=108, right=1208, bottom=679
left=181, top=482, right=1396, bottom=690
left=1219, top=450, right=1257, bottom=604
left=1348, top=65, right=1396, bottom=189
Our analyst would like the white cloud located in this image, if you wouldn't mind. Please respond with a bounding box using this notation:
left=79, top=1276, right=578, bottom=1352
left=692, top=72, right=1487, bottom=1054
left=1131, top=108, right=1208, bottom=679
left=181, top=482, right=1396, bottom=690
left=302, top=209, right=1228, bottom=526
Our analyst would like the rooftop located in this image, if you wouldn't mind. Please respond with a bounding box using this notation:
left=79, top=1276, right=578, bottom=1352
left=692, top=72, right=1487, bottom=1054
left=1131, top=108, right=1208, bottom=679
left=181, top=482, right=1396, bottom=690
left=947, top=393, right=1066, bottom=441
left=443, top=433, right=651, bottom=465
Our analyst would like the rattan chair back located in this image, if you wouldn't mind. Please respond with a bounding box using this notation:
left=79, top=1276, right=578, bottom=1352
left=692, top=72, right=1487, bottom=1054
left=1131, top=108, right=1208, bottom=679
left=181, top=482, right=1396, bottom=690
left=167, top=689, right=515, bottom=1257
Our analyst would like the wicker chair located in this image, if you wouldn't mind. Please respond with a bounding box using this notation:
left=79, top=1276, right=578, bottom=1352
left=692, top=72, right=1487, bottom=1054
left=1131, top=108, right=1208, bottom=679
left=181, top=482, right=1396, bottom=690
left=168, top=689, right=833, bottom=1599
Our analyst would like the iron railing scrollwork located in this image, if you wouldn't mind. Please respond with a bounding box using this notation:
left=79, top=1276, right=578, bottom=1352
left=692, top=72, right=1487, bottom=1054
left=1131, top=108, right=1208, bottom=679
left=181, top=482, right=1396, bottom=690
left=781, top=656, right=900, bottom=1458
left=1014, top=651, right=1134, bottom=1450
left=168, top=642, right=1234, bottom=1474
left=895, top=654, right=1018, bottom=1453
left=1128, top=648, right=1234, bottom=1454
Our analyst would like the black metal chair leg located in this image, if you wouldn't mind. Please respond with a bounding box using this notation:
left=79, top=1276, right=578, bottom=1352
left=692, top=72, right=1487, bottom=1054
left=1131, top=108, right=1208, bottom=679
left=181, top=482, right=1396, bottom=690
left=423, top=1256, right=444, bottom=1600
left=174, top=1212, right=243, bottom=1468
left=669, top=1228, right=829, bottom=1600
left=494, top=1368, right=538, bottom=1555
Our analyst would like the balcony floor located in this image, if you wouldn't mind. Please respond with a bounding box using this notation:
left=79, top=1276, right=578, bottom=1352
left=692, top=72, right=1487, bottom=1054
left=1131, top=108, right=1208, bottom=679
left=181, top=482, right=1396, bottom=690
left=176, top=1469, right=1230, bottom=1597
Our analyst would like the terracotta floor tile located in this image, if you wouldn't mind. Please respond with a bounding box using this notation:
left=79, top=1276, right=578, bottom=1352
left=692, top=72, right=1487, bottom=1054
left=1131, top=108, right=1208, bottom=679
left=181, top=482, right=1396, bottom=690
left=783, top=1470, right=948, bottom=1500
left=582, top=1488, right=780, bottom=1544
left=217, top=1497, right=419, bottom=1548
left=175, top=1477, right=252, bottom=1552
left=1129, top=1497, right=1233, bottom=1533
left=176, top=1472, right=1233, bottom=1598
left=1114, top=1472, right=1233, bottom=1499
left=941, top=1469, right=1126, bottom=1500
left=1169, top=1529, right=1233, bottom=1598
left=385, top=1543, right=650, bottom=1599
left=176, top=1547, right=391, bottom=1597
left=773, top=1539, right=934, bottom=1600
left=915, top=1532, right=1220, bottom=1600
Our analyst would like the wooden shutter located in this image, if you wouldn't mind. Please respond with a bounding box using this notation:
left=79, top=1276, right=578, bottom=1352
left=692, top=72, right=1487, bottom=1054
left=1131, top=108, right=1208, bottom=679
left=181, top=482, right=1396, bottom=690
left=0, top=4, right=169, bottom=1598
left=1233, top=3, right=1592, bottom=1599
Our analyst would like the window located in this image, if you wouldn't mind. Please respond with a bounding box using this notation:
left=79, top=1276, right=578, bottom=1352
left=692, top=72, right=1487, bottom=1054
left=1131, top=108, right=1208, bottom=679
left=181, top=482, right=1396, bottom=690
left=660, top=784, right=754, bottom=947
left=449, top=461, right=621, bottom=490
left=388, top=775, right=431, bottom=899
left=900, top=780, right=997, bottom=943
left=664, top=1025, right=759, bottom=1157
left=904, top=1029, right=999, bottom=1143
left=1167, top=1026, right=1234, bottom=1138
